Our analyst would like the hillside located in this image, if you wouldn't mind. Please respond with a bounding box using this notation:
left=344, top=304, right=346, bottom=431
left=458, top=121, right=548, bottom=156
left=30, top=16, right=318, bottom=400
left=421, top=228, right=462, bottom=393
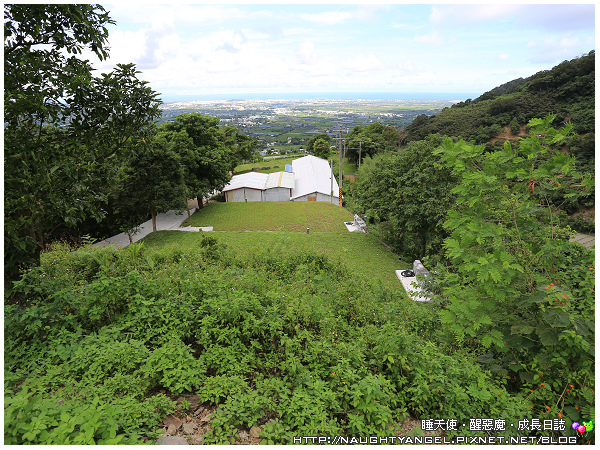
left=405, top=51, right=595, bottom=146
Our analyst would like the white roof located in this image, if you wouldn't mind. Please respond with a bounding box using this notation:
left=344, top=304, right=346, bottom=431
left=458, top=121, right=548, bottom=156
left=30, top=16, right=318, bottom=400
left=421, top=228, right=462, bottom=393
left=223, top=171, right=295, bottom=192
left=222, top=172, right=267, bottom=192
left=265, top=171, right=295, bottom=189
left=291, top=155, right=339, bottom=200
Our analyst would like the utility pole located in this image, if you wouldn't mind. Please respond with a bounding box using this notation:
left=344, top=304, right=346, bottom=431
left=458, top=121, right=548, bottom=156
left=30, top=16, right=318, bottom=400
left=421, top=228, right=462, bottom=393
left=332, top=125, right=347, bottom=206
left=338, top=126, right=343, bottom=206
left=358, top=140, right=362, bottom=169
left=330, top=159, right=334, bottom=205
left=348, top=140, right=363, bottom=169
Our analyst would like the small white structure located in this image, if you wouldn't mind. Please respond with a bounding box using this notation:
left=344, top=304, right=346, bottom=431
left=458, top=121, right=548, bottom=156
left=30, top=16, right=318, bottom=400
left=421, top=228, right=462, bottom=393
left=396, top=260, right=432, bottom=302
left=290, top=155, right=339, bottom=203
left=223, top=171, right=295, bottom=202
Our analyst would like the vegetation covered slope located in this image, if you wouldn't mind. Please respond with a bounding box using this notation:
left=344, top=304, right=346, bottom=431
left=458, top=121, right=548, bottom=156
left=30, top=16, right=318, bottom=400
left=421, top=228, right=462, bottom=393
left=406, top=51, right=595, bottom=145
left=6, top=232, right=531, bottom=444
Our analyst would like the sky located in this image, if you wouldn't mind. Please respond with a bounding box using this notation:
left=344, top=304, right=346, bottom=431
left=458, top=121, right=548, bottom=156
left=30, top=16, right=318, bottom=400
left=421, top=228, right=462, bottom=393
left=85, top=2, right=596, bottom=101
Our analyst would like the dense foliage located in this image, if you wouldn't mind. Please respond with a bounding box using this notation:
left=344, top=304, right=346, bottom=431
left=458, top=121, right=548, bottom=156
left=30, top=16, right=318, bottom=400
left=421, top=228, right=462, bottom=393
left=430, top=116, right=594, bottom=432
left=350, top=134, right=457, bottom=262
left=6, top=236, right=539, bottom=444
left=306, top=133, right=332, bottom=155
left=345, top=122, right=402, bottom=165
left=4, top=5, right=259, bottom=265
left=4, top=4, right=595, bottom=446
left=4, top=4, right=161, bottom=283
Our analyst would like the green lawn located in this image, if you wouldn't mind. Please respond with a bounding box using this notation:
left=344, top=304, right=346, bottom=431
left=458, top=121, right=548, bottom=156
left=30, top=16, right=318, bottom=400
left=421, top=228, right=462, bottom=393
left=234, top=157, right=299, bottom=174
left=154, top=202, right=410, bottom=292
left=146, top=201, right=408, bottom=292
left=182, top=201, right=353, bottom=233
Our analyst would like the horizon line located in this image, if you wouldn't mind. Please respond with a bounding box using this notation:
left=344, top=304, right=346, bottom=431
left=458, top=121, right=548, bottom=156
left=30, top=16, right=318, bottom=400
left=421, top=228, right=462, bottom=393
left=159, top=91, right=482, bottom=103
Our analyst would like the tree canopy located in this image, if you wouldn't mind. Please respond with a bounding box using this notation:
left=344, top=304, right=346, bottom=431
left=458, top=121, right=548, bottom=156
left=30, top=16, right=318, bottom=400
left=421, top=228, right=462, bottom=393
left=4, top=4, right=162, bottom=282
left=432, top=116, right=594, bottom=405
left=157, top=114, right=235, bottom=203
left=345, top=123, right=401, bottom=165
left=116, top=143, right=187, bottom=234
left=312, top=138, right=331, bottom=160
left=351, top=134, right=457, bottom=260
left=306, top=133, right=331, bottom=155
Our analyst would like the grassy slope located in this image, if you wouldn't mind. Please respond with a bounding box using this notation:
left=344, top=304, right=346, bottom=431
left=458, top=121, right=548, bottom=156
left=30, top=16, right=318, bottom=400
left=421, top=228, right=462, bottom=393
left=182, top=201, right=353, bottom=232
left=145, top=201, right=411, bottom=293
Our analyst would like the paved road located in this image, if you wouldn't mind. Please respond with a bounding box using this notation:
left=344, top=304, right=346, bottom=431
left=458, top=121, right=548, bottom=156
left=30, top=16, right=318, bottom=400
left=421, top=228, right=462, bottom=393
left=569, top=233, right=595, bottom=250
left=94, top=209, right=212, bottom=249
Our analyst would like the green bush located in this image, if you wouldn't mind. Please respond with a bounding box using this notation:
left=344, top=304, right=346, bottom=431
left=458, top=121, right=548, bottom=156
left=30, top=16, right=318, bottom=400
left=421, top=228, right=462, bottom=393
left=5, top=389, right=137, bottom=445
left=7, top=227, right=592, bottom=444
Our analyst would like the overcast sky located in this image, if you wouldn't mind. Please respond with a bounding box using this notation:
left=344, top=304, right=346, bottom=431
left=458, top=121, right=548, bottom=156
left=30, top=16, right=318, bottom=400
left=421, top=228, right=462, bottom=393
left=86, top=3, right=596, bottom=101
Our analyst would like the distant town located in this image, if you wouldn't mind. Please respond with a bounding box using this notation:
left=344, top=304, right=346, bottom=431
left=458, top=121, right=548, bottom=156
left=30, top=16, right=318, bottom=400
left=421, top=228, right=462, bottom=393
left=159, top=98, right=456, bottom=155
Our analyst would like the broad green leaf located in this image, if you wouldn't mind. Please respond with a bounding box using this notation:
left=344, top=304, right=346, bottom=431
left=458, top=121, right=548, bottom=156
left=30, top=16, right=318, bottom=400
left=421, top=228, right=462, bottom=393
left=511, top=324, right=534, bottom=335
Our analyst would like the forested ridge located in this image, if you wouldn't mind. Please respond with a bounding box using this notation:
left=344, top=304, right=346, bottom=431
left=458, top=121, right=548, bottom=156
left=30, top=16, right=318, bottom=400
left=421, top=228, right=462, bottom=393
left=4, top=5, right=595, bottom=445
left=406, top=51, right=595, bottom=152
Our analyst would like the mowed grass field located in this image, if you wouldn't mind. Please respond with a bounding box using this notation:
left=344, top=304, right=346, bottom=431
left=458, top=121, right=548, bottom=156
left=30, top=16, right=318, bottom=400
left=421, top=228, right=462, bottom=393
left=182, top=201, right=353, bottom=232
left=234, top=156, right=300, bottom=174
left=144, top=202, right=412, bottom=294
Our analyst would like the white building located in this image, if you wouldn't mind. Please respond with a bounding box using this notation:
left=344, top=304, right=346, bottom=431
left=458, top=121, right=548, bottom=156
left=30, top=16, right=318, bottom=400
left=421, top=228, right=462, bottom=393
left=290, top=155, right=339, bottom=203
left=223, top=171, right=295, bottom=202
left=222, top=155, right=339, bottom=203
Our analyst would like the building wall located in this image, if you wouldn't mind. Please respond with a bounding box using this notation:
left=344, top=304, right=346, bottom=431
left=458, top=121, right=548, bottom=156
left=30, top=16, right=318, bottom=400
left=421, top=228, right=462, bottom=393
left=292, top=192, right=337, bottom=203
left=226, top=188, right=263, bottom=202
left=263, top=187, right=291, bottom=201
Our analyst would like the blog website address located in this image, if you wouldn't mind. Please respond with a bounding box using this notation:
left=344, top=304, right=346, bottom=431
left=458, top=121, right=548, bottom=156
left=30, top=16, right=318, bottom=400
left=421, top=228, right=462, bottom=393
left=292, top=435, right=579, bottom=445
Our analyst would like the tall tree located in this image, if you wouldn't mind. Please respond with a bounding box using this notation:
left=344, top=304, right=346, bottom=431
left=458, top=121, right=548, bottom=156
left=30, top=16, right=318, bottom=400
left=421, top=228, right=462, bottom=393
left=352, top=134, right=456, bottom=260
left=4, top=4, right=161, bottom=281
left=159, top=114, right=232, bottom=207
left=219, top=125, right=259, bottom=170
left=115, top=143, right=186, bottom=233
left=345, top=123, right=399, bottom=165
left=306, top=133, right=331, bottom=155
left=312, top=138, right=331, bottom=160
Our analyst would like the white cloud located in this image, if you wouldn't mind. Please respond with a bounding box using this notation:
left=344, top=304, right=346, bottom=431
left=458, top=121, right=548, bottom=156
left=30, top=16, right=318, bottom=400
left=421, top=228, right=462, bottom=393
left=89, top=3, right=594, bottom=97
left=343, top=54, right=382, bottom=72
left=295, top=43, right=337, bottom=77
left=300, top=11, right=353, bottom=26
left=413, top=32, right=444, bottom=46
left=527, top=35, right=595, bottom=64
left=430, top=4, right=519, bottom=27
left=296, top=41, right=318, bottom=66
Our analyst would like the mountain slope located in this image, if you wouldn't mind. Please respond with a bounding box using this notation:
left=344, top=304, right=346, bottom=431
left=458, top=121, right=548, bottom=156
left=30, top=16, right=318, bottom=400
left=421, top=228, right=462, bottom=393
left=406, top=51, right=595, bottom=143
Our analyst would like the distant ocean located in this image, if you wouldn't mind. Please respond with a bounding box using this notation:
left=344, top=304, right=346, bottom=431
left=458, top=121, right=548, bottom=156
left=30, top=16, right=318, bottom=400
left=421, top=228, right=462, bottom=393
left=160, top=92, right=481, bottom=103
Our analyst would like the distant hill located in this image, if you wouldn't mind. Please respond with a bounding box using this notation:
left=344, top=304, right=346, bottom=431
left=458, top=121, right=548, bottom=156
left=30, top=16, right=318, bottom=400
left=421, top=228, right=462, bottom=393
left=406, top=51, right=595, bottom=146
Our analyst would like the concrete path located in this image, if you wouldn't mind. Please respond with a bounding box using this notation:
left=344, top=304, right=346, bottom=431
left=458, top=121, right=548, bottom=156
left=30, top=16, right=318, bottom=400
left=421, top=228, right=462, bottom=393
left=569, top=233, right=595, bottom=250
left=94, top=209, right=213, bottom=249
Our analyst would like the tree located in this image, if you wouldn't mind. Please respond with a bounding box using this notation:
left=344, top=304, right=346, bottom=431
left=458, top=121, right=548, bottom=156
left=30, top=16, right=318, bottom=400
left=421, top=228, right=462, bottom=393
left=306, top=133, right=331, bottom=154
left=4, top=4, right=161, bottom=282
left=509, top=117, right=521, bottom=135
left=345, top=123, right=399, bottom=165
left=312, top=138, right=331, bottom=160
left=115, top=143, right=187, bottom=233
left=219, top=125, right=259, bottom=169
left=352, top=134, right=457, bottom=260
left=159, top=114, right=232, bottom=207
left=433, top=116, right=594, bottom=417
